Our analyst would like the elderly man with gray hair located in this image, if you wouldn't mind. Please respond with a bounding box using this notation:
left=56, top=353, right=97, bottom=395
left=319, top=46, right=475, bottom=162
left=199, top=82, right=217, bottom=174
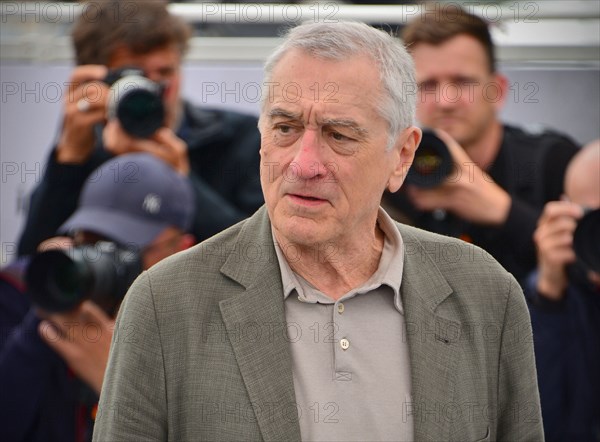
left=93, top=21, right=543, bottom=441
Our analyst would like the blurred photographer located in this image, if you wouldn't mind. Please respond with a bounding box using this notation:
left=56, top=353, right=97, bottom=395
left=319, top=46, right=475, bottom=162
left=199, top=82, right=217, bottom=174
left=0, top=153, right=194, bottom=442
left=384, top=7, right=579, bottom=284
left=525, top=140, right=600, bottom=441
left=17, top=0, right=263, bottom=257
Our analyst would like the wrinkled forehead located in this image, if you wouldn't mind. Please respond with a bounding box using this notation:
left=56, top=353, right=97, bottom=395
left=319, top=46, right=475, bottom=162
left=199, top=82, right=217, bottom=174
left=565, top=141, right=600, bottom=207
left=261, top=49, right=384, bottom=114
left=108, top=45, right=181, bottom=75
left=411, top=35, right=492, bottom=82
left=565, top=167, right=600, bottom=209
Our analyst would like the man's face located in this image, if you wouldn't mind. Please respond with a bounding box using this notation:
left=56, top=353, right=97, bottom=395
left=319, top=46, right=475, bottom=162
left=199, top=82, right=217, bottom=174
left=141, top=226, right=188, bottom=269
left=259, top=49, right=417, bottom=247
left=72, top=227, right=189, bottom=270
left=412, top=35, right=504, bottom=148
left=108, top=44, right=182, bottom=128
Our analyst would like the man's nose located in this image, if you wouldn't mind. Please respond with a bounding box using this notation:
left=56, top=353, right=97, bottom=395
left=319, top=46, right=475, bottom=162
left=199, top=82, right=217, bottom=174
left=291, top=129, right=329, bottom=179
left=438, top=82, right=461, bottom=109
left=144, top=69, right=169, bottom=84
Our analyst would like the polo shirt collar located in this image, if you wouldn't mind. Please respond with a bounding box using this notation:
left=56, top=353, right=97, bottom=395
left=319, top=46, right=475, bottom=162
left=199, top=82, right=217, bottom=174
left=273, top=207, right=405, bottom=314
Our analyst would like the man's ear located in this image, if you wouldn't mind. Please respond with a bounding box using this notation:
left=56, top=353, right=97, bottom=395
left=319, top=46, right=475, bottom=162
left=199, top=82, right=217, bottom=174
left=491, top=73, right=509, bottom=111
left=387, top=126, right=422, bottom=193
left=177, top=233, right=196, bottom=252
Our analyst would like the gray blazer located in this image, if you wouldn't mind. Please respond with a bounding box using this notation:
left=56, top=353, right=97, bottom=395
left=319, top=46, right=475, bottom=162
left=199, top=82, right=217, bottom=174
left=93, top=207, right=543, bottom=441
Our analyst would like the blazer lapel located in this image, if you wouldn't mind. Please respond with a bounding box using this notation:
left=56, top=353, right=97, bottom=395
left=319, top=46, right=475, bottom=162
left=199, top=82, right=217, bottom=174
left=219, top=208, right=301, bottom=441
left=398, top=224, right=461, bottom=441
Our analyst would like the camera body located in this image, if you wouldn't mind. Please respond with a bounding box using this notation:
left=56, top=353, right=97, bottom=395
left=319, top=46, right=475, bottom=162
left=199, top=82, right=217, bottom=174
left=104, top=67, right=165, bottom=139
left=26, top=242, right=142, bottom=313
left=405, top=129, right=453, bottom=188
left=573, top=208, right=600, bottom=273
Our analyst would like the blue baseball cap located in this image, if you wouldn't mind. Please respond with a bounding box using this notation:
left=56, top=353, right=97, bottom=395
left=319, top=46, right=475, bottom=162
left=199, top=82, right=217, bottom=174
left=60, top=153, right=194, bottom=249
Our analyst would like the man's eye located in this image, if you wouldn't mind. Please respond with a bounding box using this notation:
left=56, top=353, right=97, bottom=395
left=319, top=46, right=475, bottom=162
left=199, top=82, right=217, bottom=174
left=327, top=131, right=358, bottom=155
left=418, top=80, right=437, bottom=90
left=454, top=77, right=477, bottom=87
left=330, top=131, right=352, bottom=142
left=276, top=125, right=293, bottom=134
left=271, top=124, right=301, bottom=147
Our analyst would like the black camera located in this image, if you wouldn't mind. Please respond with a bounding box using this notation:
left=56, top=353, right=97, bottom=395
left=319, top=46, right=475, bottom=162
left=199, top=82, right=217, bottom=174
left=573, top=208, right=600, bottom=273
left=405, top=129, right=454, bottom=188
left=25, top=242, right=142, bottom=313
left=104, top=67, right=165, bottom=139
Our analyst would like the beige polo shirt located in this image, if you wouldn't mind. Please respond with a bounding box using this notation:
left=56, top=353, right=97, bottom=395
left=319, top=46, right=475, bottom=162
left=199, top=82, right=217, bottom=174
left=274, top=208, right=414, bottom=442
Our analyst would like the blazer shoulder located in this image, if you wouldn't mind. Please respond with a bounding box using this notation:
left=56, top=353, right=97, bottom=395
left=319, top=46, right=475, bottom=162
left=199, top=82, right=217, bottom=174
left=396, top=223, right=523, bottom=330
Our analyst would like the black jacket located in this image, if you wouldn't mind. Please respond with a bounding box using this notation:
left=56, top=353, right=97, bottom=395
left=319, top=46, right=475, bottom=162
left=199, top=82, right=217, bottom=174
left=17, top=102, right=264, bottom=256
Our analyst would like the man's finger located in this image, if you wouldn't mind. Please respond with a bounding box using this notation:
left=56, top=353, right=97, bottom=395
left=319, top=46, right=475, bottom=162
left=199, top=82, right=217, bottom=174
left=406, top=185, right=449, bottom=211
left=78, top=300, right=113, bottom=328
left=66, top=65, right=109, bottom=96
left=37, top=236, right=74, bottom=252
left=38, top=320, right=79, bottom=360
left=538, top=201, right=584, bottom=225
left=433, top=128, right=472, bottom=165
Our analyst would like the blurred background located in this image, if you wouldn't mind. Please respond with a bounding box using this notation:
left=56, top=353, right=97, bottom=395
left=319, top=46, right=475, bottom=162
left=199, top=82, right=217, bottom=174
left=1, top=0, right=599, bottom=265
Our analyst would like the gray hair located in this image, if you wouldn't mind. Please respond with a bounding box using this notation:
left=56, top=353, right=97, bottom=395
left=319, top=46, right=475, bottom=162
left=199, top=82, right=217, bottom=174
left=262, top=21, right=416, bottom=150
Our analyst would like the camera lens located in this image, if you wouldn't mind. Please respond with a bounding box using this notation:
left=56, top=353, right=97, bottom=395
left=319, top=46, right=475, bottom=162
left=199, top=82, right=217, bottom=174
left=26, top=250, right=92, bottom=312
left=108, top=74, right=165, bottom=139
left=406, top=129, right=453, bottom=188
left=573, top=208, right=600, bottom=273
left=25, top=243, right=142, bottom=313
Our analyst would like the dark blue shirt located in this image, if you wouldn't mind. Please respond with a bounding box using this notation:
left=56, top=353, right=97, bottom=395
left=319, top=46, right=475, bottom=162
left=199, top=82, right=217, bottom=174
left=525, top=269, right=600, bottom=441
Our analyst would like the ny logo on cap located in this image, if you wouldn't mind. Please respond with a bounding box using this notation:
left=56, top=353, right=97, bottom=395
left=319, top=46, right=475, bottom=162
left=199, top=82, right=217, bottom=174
left=143, top=193, right=162, bottom=214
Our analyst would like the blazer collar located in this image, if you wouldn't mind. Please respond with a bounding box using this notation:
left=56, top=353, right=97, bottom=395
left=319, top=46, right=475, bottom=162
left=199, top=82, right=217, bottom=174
left=220, top=206, right=277, bottom=289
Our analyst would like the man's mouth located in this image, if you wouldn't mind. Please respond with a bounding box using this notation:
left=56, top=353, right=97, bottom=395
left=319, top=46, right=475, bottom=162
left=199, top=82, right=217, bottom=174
left=287, top=193, right=328, bottom=206
left=436, top=115, right=461, bottom=125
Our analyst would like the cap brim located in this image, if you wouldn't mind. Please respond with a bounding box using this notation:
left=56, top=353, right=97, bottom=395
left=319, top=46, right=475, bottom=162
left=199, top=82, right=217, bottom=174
left=59, top=207, right=168, bottom=249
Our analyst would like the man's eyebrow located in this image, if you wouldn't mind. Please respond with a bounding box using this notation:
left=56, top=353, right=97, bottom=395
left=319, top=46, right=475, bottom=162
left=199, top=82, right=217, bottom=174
left=417, top=78, right=436, bottom=87
left=267, top=108, right=302, bottom=120
left=266, top=110, right=368, bottom=135
left=321, top=118, right=368, bottom=135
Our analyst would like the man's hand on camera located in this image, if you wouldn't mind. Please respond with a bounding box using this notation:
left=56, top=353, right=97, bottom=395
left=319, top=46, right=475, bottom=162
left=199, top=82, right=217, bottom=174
left=103, top=119, right=190, bottom=175
left=37, top=236, right=74, bottom=252
left=534, top=200, right=584, bottom=300
left=405, top=130, right=511, bottom=225
left=57, top=65, right=109, bottom=164
left=37, top=301, right=114, bottom=396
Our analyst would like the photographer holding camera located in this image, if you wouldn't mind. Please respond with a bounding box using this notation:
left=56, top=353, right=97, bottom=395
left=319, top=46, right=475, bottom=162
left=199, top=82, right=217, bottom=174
left=525, top=140, right=600, bottom=441
left=0, top=153, right=195, bottom=442
left=17, top=0, right=263, bottom=257
left=384, top=7, right=580, bottom=284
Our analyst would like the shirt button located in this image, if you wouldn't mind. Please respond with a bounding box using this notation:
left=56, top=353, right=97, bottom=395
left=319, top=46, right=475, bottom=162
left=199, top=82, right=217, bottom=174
left=340, top=338, right=350, bottom=350
left=337, top=303, right=345, bottom=314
